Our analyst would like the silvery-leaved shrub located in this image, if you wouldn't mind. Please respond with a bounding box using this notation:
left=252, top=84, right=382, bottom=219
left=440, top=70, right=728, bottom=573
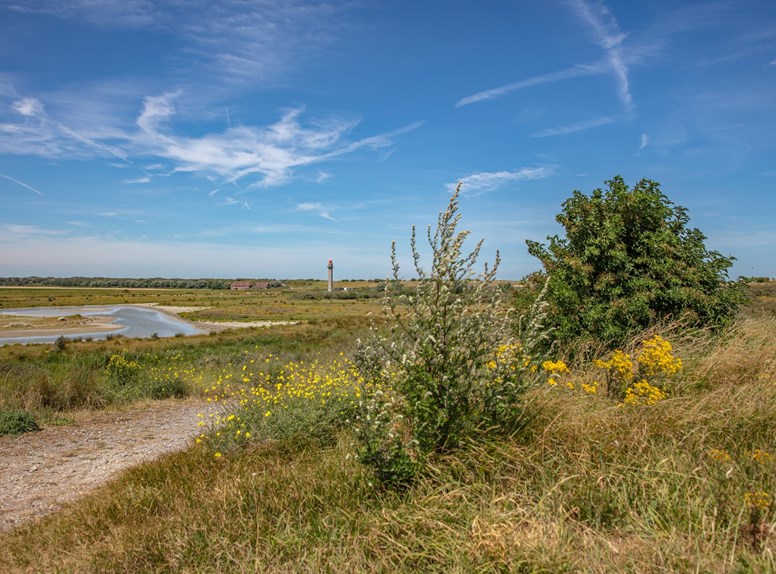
left=354, top=185, right=548, bottom=486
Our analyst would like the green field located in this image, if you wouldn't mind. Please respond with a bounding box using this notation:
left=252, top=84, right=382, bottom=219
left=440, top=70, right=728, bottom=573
left=0, top=283, right=774, bottom=572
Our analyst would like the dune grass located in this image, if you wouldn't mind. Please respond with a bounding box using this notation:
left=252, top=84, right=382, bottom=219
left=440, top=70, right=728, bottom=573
left=0, top=312, right=774, bottom=572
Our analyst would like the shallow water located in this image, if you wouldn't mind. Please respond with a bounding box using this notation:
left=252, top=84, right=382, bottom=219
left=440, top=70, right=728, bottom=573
left=0, top=305, right=204, bottom=345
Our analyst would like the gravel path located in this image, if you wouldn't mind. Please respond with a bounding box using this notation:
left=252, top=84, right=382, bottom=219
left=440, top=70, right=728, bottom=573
left=0, top=399, right=220, bottom=532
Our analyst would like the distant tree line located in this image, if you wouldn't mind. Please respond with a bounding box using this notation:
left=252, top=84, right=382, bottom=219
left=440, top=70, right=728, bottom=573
left=0, top=277, right=234, bottom=289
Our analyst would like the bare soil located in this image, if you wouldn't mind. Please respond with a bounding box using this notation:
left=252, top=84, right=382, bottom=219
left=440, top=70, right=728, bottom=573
left=0, top=399, right=219, bottom=532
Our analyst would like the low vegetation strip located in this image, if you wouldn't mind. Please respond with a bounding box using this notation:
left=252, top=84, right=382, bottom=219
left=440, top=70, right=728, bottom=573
left=0, top=317, right=773, bottom=571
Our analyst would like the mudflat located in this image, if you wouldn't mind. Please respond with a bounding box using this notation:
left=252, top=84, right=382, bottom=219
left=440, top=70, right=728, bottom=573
left=0, top=314, right=121, bottom=339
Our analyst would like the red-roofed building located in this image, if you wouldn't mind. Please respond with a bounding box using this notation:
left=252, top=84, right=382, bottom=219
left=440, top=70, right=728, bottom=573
left=230, top=281, right=270, bottom=290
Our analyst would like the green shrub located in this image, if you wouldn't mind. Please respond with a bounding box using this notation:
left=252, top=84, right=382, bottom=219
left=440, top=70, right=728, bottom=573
left=0, top=408, right=40, bottom=435
left=354, top=186, right=547, bottom=486
left=527, top=176, right=746, bottom=349
left=147, top=378, right=188, bottom=399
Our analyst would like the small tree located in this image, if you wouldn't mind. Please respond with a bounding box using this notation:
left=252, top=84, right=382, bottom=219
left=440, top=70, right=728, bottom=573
left=527, top=176, right=745, bottom=348
left=354, top=186, right=546, bottom=485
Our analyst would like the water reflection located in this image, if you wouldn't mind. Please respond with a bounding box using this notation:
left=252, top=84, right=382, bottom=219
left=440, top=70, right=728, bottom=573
left=0, top=305, right=204, bottom=345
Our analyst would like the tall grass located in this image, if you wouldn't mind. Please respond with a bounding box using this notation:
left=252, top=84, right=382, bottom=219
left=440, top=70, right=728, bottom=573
left=0, top=315, right=774, bottom=572
left=0, top=312, right=372, bottom=419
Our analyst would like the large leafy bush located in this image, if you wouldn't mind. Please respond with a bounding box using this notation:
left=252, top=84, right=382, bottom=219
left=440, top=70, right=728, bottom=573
left=527, top=176, right=745, bottom=348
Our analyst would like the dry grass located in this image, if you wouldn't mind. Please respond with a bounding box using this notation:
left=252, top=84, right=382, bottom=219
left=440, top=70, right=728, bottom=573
left=0, top=315, right=774, bottom=572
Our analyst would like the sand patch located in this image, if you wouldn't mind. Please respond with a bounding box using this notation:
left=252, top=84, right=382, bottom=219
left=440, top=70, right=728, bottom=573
left=0, top=315, right=121, bottom=339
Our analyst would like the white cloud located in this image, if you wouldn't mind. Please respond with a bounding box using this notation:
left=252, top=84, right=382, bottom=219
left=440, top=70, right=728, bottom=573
left=152, top=108, right=420, bottom=188
left=100, top=212, right=118, bottom=217
left=0, top=224, right=67, bottom=238
left=219, top=197, right=250, bottom=209
left=7, top=1, right=351, bottom=86
left=0, top=171, right=44, bottom=196
left=532, top=116, right=617, bottom=137
left=0, top=89, right=421, bottom=189
left=639, top=133, right=649, bottom=150
left=123, top=176, right=150, bottom=184
left=5, top=0, right=159, bottom=28
left=456, top=62, right=606, bottom=107
left=568, top=0, right=633, bottom=111
left=12, top=97, right=45, bottom=118
left=297, top=202, right=335, bottom=221
left=137, top=92, right=179, bottom=133
left=447, top=167, right=554, bottom=196
left=455, top=1, right=634, bottom=111
left=457, top=2, right=639, bottom=111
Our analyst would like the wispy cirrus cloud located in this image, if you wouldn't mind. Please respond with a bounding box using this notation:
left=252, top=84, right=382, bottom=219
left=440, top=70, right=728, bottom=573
left=4, top=0, right=160, bottom=28
left=532, top=116, right=617, bottom=137
left=456, top=61, right=606, bottom=107
left=457, top=0, right=633, bottom=111
left=0, top=171, right=44, bottom=196
left=12, top=97, right=46, bottom=118
left=447, top=166, right=554, bottom=196
left=0, top=88, right=422, bottom=190
left=0, top=224, right=68, bottom=238
left=0, top=93, right=132, bottom=162
left=219, top=197, right=250, bottom=210
left=4, top=1, right=350, bottom=86
left=297, top=202, right=335, bottom=221
left=567, top=0, right=633, bottom=111
left=142, top=103, right=421, bottom=188
left=137, top=92, right=179, bottom=133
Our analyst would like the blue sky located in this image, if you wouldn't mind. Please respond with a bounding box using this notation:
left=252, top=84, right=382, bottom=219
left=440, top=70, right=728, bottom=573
left=1, top=0, right=775, bottom=280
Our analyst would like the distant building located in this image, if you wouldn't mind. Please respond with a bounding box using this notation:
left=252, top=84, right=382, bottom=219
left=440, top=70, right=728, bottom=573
left=230, top=281, right=269, bottom=290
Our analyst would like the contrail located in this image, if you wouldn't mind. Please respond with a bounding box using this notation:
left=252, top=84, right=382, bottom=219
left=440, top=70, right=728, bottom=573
left=0, top=172, right=44, bottom=196
left=225, top=106, right=232, bottom=128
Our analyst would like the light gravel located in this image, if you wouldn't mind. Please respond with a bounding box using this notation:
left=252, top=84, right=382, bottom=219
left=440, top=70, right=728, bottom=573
left=0, top=399, right=221, bottom=532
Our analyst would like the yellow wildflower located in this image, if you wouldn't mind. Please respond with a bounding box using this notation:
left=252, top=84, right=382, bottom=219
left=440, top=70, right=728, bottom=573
left=707, top=448, right=732, bottom=462
left=623, top=379, right=667, bottom=406
left=744, top=491, right=771, bottom=511
left=751, top=449, right=772, bottom=464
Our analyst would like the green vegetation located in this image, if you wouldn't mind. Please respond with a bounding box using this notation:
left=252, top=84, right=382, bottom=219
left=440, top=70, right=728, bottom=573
left=0, top=285, right=381, bottom=420
left=0, top=276, right=234, bottom=289
left=0, top=408, right=39, bottom=435
left=527, top=176, right=746, bottom=349
left=353, top=187, right=547, bottom=485
left=0, top=188, right=773, bottom=572
left=1, top=315, right=774, bottom=572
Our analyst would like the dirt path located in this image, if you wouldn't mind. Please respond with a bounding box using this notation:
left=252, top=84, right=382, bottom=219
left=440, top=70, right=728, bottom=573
left=0, top=399, right=221, bottom=532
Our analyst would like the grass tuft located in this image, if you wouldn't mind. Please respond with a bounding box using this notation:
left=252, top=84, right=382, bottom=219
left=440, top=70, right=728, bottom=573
left=0, top=408, right=39, bottom=435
